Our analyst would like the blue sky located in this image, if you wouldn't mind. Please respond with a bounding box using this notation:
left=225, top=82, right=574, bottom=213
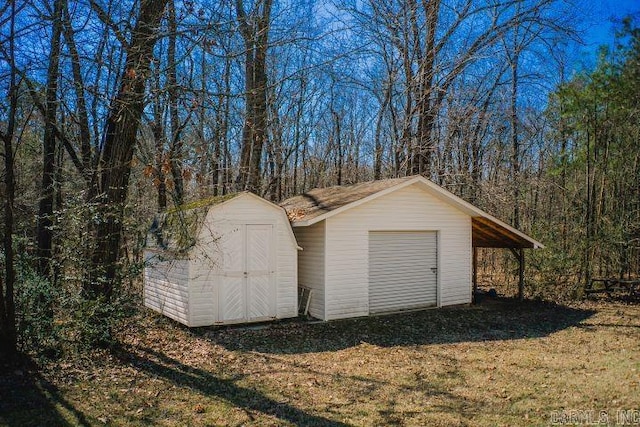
left=581, top=0, right=639, bottom=50
left=562, top=0, right=639, bottom=72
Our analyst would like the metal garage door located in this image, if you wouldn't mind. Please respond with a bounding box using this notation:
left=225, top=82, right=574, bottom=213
left=368, top=231, right=437, bottom=313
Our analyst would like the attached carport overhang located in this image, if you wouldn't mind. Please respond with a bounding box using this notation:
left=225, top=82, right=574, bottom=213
left=473, top=217, right=539, bottom=249
left=471, top=216, right=544, bottom=301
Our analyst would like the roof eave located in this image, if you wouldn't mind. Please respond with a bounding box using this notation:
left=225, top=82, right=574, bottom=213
left=291, top=220, right=311, bottom=227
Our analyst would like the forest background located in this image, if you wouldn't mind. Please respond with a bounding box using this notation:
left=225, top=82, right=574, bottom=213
left=0, top=0, right=639, bottom=358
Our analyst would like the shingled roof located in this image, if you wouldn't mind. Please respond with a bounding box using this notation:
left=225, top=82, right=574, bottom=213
left=280, top=175, right=543, bottom=249
left=280, top=176, right=414, bottom=223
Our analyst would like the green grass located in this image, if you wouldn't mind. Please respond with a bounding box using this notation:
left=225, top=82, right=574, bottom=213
left=1, top=299, right=639, bottom=426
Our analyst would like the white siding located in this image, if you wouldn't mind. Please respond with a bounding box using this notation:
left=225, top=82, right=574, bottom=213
left=187, top=212, right=225, bottom=327
left=323, top=184, right=472, bottom=320
left=144, top=251, right=190, bottom=325
left=187, top=254, right=219, bottom=327
left=293, top=221, right=325, bottom=320
left=275, top=218, right=298, bottom=319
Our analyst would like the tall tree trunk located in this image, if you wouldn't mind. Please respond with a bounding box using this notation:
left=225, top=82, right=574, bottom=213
left=399, top=0, right=419, bottom=176
left=52, top=141, right=65, bottom=287
left=292, top=76, right=306, bottom=194
left=237, top=51, right=255, bottom=190
left=86, top=0, right=168, bottom=299
left=585, top=103, right=598, bottom=285
left=166, top=0, right=184, bottom=205
left=413, top=0, right=440, bottom=176
left=1, top=0, right=18, bottom=359
left=510, top=57, right=521, bottom=229
left=62, top=0, right=92, bottom=176
left=235, top=0, right=272, bottom=193
left=584, top=121, right=592, bottom=285
left=266, top=89, right=284, bottom=201
left=36, top=0, right=63, bottom=279
left=333, top=110, right=343, bottom=185
left=249, top=22, right=269, bottom=192
left=221, top=53, right=232, bottom=194
left=151, top=78, right=167, bottom=211
left=374, top=77, right=392, bottom=180
left=212, top=53, right=232, bottom=195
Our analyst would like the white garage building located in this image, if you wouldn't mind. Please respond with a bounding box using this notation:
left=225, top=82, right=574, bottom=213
left=281, top=175, right=542, bottom=321
left=144, top=192, right=299, bottom=326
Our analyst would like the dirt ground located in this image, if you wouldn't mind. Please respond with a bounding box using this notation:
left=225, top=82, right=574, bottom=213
left=1, top=298, right=639, bottom=426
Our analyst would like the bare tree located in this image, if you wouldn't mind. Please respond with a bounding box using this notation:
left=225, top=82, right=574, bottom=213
left=166, top=0, right=185, bottom=205
left=85, top=0, right=169, bottom=299
left=235, top=0, right=273, bottom=192
left=0, top=0, right=19, bottom=359
left=61, top=0, right=93, bottom=176
left=36, top=0, right=63, bottom=279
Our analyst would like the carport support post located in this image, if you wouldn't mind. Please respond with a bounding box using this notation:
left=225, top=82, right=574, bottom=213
left=518, top=248, right=525, bottom=302
left=472, top=246, right=478, bottom=295
left=509, top=247, right=526, bottom=301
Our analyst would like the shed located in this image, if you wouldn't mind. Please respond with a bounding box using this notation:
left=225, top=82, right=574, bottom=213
left=280, top=175, right=542, bottom=321
left=144, top=192, right=299, bottom=326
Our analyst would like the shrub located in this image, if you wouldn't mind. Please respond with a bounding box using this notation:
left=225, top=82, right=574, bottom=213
left=14, top=256, right=60, bottom=359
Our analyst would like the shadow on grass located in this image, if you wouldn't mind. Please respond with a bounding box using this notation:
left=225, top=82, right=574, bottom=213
left=200, top=299, right=596, bottom=354
left=114, top=345, right=350, bottom=426
left=0, top=358, right=89, bottom=427
left=585, top=293, right=640, bottom=304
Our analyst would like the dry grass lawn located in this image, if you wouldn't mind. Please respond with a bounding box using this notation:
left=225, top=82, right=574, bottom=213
left=2, top=299, right=639, bottom=426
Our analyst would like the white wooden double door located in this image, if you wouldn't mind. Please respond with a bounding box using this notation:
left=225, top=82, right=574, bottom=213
left=219, top=224, right=275, bottom=323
